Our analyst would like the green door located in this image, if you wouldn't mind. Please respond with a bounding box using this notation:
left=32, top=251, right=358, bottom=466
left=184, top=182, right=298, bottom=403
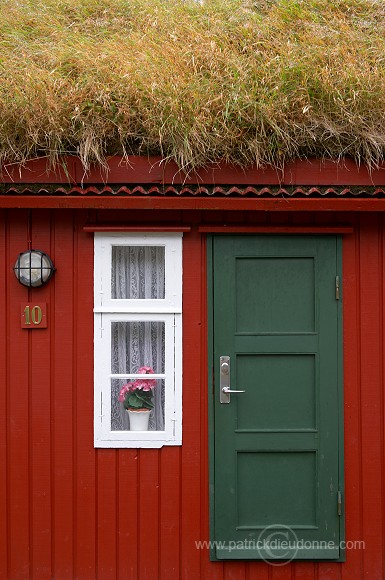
left=210, top=235, right=343, bottom=561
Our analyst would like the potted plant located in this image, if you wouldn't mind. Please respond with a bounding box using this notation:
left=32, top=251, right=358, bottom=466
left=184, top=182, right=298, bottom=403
left=118, top=366, right=156, bottom=431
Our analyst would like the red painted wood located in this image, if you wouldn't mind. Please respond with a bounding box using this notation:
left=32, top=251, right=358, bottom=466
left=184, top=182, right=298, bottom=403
left=3, top=155, right=385, bottom=186
left=358, top=215, right=384, bottom=578
left=0, top=157, right=79, bottom=184
left=51, top=210, right=75, bottom=579
left=267, top=210, right=293, bottom=227
left=198, top=225, right=353, bottom=233
left=96, top=451, right=118, bottom=579
left=293, top=562, right=317, bottom=579
left=7, top=210, right=31, bottom=579
left=73, top=210, right=96, bottom=579
left=117, top=450, right=139, bottom=580
left=159, top=447, right=181, bottom=579
left=95, top=208, right=183, bottom=224
left=83, top=224, right=191, bottom=232
left=30, top=210, right=52, bottom=579
left=248, top=562, right=270, bottom=580
left=341, top=220, right=364, bottom=580
left=223, top=562, right=247, bottom=580
left=271, top=565, right=296, bottom=580
left=4, top=195, right=385, bottom=212
left=161, top=160, right=282, bottom=186
left=138, top=450, right=160, bottom=580
left=0, top=210, right=7, bottom=580
left=180, top=227, right=203, bottom=580
left=1, top=207, right=385, bottom=579
left=289, top=158, right=385, bottom=186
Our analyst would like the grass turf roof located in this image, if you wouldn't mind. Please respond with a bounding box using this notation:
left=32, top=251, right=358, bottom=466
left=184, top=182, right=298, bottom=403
left=1, top=0, right=385, bottom=172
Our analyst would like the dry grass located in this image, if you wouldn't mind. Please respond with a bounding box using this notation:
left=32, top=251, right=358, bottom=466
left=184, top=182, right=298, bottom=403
left=1, top=0, right=385, bottom=171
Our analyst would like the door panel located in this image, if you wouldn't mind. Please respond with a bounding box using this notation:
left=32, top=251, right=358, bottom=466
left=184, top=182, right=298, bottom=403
left=237, top=354, right=316, bottom=430
left=235, top=256, right=316, bottom=332
left=211, top=235, right=343, bottom=561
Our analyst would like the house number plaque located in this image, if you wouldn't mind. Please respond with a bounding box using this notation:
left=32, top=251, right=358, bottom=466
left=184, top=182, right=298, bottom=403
left=21, top=303, right=47, bottom=329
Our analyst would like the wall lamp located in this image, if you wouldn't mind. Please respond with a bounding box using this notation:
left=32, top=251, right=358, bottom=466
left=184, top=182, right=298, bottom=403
left=14, top=250, right=55, bottom=288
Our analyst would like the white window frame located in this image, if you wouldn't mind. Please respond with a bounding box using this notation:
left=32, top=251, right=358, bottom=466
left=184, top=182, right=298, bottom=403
left=94, top=232, right=182, bottom=448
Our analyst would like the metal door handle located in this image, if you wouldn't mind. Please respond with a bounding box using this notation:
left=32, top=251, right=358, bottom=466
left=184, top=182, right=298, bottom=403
left=220, top=356, right=246, bottom=403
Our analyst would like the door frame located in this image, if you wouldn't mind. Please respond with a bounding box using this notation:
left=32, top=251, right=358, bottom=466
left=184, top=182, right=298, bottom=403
left=207, top=233, right=345, bottom=562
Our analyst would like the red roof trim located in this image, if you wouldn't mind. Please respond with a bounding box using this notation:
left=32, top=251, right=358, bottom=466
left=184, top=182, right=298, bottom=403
left=1, top=195, right=385, bottom=211
left=1, top=155, right=385, bottom=186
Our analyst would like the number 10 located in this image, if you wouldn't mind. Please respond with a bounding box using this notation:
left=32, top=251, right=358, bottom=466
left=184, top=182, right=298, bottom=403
left=24, top=305, right=43, bottom=325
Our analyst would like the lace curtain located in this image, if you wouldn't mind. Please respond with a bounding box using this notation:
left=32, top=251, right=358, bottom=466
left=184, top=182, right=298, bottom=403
left=110, top=246, right=166, bottom=431
left=112, top=246, right=165, bottom=300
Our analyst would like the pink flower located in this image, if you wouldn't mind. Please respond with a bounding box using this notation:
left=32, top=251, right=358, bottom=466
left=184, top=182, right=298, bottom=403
left=138, top=366, right=155, bottom=375
left=118, top=367, right=156, bottom=404
left=133, top=366, right=156, bottom=390
left=132, top=379, right=153, bottom=391
left=118, top=382, right=133, bottom=402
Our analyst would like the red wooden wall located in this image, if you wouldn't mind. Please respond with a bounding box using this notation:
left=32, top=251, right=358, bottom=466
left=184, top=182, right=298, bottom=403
left=0, top=207, right=384, bottom=580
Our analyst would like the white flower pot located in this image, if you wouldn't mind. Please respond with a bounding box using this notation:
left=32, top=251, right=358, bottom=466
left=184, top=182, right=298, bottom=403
left=127, top=409, right=151, bottom=431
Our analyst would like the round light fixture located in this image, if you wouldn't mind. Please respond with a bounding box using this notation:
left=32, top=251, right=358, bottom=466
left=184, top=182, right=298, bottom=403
left=14, top=250, right=55, bottom=287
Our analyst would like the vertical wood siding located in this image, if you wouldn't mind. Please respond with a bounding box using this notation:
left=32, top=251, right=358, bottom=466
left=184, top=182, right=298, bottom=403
left=0, top=208, right=384, bottom=579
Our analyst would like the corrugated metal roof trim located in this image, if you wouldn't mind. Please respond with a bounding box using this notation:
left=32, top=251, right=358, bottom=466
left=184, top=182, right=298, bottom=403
left=2, top=185, right=385, bottom=197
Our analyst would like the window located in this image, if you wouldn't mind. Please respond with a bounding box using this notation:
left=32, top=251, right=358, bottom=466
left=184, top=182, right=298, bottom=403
left=94, top=233, right=182, bottom=448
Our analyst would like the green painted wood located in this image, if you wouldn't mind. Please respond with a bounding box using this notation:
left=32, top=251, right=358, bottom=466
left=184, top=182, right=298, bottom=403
left=211, top=235, right=343, bottom=561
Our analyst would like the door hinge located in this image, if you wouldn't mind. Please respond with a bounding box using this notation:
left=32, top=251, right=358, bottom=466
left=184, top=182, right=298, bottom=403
left=337, top=490, right=343, bottom=516
left=335, top=276, right=340, bottom=300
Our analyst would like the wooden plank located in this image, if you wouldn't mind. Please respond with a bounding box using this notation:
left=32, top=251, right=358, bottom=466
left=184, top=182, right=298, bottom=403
left=83, top=224, right=191, bottom=232
left=117, top=450, right=139, bottom=580
left=138, top=449, right=160, bottom=580
left=341, top=220, right=364, bottom=579
left=318, top=563, right=342, bottom=579
left=180, top=229, right=202, bottom=579
left=3, top=196, right=385, bottom=212
left=30, top=210, right=52, bottom=579
left=0, top=210, right=8, bottom=579
left=0, top=157, right=79, bottom=184
left=198, top=226, right=353, bottom=233
left=95, top=208, right=183, bottom=223
left=2, top=155, right=385, bottom=185
left=267, top=210, right=293, bottom=227
left=290, top=211, right=316, bottom=225
left=161, top=161, right=282, bottom=186
left=51, top=210, right=75, bottom=578
left=293, top=562, right=317, bottom=579
left=289, top=158, right=385, bottom=186
left=73, top=211, right=97, bottom=579
left=271, top=565, right=295, bottom=580
left=7, top=210, right=31, bottom=579
left=247, top=562, right=270, bottom=580
left=76, top=156, right=165, bottom=184
left=223, top=562, right=246, bottom=580
left=96, top=451, right=117, bottom=579
left=159, top=447, right=181, bottom=579
left=358, top=214, right=384, bottom=578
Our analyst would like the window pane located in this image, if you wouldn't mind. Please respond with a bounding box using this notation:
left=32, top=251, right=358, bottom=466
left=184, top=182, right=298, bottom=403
left=111, top=321, right=165, bottom=374
left=111, top=246, right=165, bottom=299
left=111, top=378, right=165, bottom=432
